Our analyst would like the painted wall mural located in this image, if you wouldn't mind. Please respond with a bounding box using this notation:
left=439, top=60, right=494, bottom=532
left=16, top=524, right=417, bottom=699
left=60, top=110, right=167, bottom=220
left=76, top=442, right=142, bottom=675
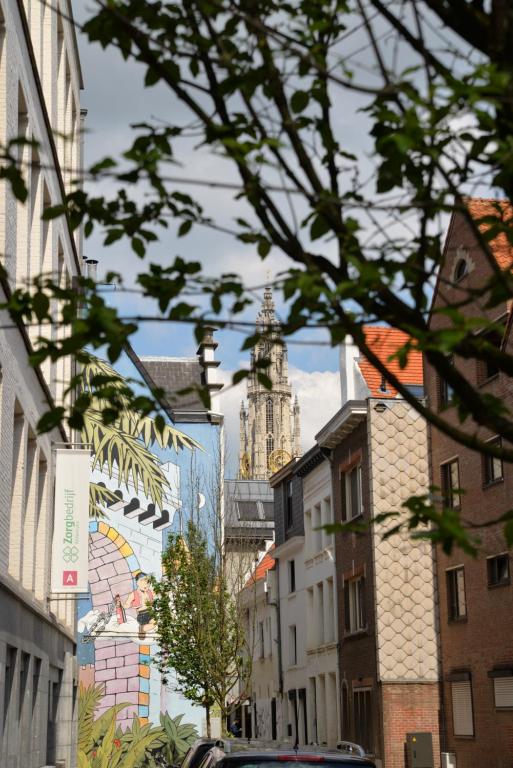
left=77, top=356, right=219, bottom=733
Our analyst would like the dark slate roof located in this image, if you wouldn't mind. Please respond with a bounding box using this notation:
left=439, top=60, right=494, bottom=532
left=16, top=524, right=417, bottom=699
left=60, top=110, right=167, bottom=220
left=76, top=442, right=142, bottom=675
left=140, top=357, right=204, bottom=409
left=127, top=346, right=213, bottom=423
left=224, top=479, right=275, bottom=546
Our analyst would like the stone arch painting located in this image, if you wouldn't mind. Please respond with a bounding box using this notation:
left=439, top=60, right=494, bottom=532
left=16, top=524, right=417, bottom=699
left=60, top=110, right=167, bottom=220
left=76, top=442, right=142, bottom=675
left=78, top=521, right=152, bottom=726
left=77, top=357, right=204, bottom=727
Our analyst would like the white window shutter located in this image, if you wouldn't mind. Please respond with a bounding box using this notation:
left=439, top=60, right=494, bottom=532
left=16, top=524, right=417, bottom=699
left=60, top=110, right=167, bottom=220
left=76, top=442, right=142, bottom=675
left=494, top=677, right=513, bottom=708
left=451, top=681, right=474, bottom=736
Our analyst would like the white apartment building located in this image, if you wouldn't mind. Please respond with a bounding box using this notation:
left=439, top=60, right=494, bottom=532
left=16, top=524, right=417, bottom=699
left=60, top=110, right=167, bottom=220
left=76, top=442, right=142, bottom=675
left=238, top=546, right=282, bottom=741
left=268, top=447, right=339, bottom=748
left=302, top=457, right=339, bottom=748
left=0, top=1, right=83, bottom=766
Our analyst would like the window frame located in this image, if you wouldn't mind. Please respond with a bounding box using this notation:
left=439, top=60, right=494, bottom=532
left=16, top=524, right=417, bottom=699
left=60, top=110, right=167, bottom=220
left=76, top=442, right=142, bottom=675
left=288, top=559, right=296, bottom=594
left=353, top=687, right=373, bottom=753
left=344, top=576, right=366, bottom=635
left=483, top=436, right=504, bottom=487
left=258, top=621, right=265, bottom=659
left=285, top=480, right=293, bottom=529
left=342, top=463, right=363, bottom=522
left=476, top=318, right=506, bottom=385
left=491, top=673, right=513, bottom=710
left=446, top=566, right=467, bottom=622
left=441, top=459, right=461, bottom=510
left=289, top=625, right=297, bottom=666
left=438, top=355, right=455, bottom=410
left=451, top=679, right=474, bottom=737
left=487, top=553, right=510, bottom=588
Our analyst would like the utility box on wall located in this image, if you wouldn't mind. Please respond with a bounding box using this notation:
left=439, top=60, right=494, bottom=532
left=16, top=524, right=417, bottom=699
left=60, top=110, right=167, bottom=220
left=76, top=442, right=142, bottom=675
left=406, top=733, right=434, bottom=768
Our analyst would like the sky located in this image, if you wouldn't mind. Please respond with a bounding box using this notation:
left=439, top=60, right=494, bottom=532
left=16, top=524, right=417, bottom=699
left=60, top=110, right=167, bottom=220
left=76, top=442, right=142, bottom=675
left=73, top=1, right=346, bottom=464
left=72, top=2, right=478, bottom=467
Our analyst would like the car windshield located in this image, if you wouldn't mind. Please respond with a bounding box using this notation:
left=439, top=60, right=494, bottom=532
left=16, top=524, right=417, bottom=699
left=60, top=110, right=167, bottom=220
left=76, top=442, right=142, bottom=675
left=182, top=745, right=213, bottom=768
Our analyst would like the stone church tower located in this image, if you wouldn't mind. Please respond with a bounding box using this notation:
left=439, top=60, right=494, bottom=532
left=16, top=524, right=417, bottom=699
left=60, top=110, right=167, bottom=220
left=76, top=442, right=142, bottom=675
left=239, top=287, right=301, bottom=479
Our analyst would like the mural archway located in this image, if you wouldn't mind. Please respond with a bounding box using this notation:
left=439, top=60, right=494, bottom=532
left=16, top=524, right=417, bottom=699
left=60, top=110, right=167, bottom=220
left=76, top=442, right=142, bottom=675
left=80, top=521, right=151, bottom=725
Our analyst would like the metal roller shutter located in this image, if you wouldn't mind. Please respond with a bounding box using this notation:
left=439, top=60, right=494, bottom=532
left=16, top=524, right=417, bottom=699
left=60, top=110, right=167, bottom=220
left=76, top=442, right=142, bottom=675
left=451, top=681, right=474, bottom=736
left=494, top=677, right=513, bottom=708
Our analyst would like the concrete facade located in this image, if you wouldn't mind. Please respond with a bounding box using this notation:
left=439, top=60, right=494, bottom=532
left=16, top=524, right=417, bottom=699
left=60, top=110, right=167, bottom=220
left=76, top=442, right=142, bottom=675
left=0, top=1, right=83, bottom=766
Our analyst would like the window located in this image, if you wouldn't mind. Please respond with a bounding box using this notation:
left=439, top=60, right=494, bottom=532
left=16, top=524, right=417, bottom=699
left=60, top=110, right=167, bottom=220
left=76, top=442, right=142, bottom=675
left=32, top=657, right=41, bottom=711
left=441, top=460, right=461, bottom=510
left=266, top=434, right=274, bottom=467
left=344, top=577, right=365, bottom=634
left=353, top=689, right=373, bottom=753
left=286, top=480, right=293, bottom=529
left=491, top=673, right=513, bottom=709
left=447, top=567, right=467, bottom=621
left=477, top=323, right=504, bottom=383
left=439, top=356, right=454, bottom=409
left=487, top=553, right=510, bottom=587
left=289, top=625, right=297, bottom=666
left=288, top=560, right=296, bottom=593
left=19, top=652, right=29, bottom=717
left=342, top=464, right=362, bottom=521
left=258, top=622, right=264, bottom=659
left=451, top=680, right=474, bottom=736
left=484, top=437, right=503, bottom=485
left=341, top=682, right=350, bottom=739
left=3, top=646, right=16, bottom=728
left=266, top=398, right=273, bottom=432
left=454, top=257, right=468, bottom=282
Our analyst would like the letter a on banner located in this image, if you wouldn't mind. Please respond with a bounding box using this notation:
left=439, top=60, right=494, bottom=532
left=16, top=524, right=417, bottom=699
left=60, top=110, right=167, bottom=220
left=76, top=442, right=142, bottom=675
left=51, top=448, right=90, bottom=593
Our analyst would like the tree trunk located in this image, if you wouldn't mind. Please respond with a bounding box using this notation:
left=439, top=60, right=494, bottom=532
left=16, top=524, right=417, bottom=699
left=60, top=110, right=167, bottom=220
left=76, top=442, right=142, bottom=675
left=206, top=704, right=211, bottom=738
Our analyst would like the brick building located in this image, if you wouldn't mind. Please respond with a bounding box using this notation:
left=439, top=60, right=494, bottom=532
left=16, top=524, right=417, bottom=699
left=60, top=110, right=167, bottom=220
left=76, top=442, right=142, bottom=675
left=426, top=199, right=513, bottom=768
left=0, top=1, right=84, bottom=766
left=315, top=329, right=441, bottom=768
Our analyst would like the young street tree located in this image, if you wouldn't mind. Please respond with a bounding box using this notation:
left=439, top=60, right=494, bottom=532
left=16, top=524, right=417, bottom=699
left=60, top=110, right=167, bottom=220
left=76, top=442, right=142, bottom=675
left=151, top=521, right=252, bottom=736
left=6, top=1, right=513, bottom=548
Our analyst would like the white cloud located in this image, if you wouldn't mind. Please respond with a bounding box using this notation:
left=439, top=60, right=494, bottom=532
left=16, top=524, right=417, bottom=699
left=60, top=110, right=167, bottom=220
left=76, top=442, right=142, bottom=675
left=289, top=366, right=341, bottom=451
left=218, top=365, right=341, bottom=477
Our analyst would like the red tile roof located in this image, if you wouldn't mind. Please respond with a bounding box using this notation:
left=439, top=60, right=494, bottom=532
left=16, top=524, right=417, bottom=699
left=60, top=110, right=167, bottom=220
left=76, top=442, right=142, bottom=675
left=245, top=545, right=275, bottom=588
left=465, top=198, right=513, bottom=269
left=358, top=326, right=423, bottom=398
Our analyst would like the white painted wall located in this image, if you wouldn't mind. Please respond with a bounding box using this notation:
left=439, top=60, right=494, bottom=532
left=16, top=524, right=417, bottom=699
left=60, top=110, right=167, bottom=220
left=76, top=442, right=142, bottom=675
left=303, top=460, right=340, bottom=747
left=0, top=2, right=83, bottom=766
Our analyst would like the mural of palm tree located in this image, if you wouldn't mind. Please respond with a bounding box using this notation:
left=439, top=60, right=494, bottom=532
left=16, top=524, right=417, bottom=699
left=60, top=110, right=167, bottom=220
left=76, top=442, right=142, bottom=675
left=82, top=357, right=202, bottom=517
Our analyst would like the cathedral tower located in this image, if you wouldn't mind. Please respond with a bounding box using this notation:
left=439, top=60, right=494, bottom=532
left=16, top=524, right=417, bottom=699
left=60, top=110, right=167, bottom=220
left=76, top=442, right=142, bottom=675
left=239, top=287, right=301, bottom=479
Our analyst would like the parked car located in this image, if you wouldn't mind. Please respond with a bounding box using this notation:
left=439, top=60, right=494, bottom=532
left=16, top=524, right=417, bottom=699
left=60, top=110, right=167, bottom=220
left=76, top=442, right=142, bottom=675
left=179, top=739, right=224, bottom=768
left=196, top=746, right=376, bottom=768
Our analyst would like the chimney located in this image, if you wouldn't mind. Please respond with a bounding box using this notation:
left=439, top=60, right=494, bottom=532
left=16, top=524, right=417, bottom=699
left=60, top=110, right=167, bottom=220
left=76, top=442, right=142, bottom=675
left=339, top=335, right=360, bottom=406
left=197, top=326, right=223, bottom=395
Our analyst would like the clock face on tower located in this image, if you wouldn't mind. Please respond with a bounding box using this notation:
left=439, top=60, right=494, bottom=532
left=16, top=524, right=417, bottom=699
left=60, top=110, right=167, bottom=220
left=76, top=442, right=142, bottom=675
left=268, top=448, right=292, bottom=474
left=240, top=452, right=251, bottom=479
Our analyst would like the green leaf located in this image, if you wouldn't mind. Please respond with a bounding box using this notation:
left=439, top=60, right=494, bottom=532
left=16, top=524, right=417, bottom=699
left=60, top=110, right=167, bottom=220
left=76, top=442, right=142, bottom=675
left=33, top=291, right=50, bottom=321
left=178, top=219, right=193, bottom=237
left=290, top=90, right=309, bottom=113
left=257, top=238, right=271, bottom=257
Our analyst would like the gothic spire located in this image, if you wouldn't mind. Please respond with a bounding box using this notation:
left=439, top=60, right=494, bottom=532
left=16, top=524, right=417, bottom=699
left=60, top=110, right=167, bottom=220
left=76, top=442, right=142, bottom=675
left=256, top=284, right=277, bottom=328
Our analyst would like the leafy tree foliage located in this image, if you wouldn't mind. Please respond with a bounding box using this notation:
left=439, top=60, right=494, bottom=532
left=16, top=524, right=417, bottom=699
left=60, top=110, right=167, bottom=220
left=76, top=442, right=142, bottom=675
left=5, top=0, right=513, bottom=547
left=151, top=522, right=251, bottom=736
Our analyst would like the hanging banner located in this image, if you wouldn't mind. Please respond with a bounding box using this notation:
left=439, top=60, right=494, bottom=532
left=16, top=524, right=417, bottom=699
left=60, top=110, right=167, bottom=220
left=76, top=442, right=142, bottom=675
left=51, top=448, right=90, bottom=592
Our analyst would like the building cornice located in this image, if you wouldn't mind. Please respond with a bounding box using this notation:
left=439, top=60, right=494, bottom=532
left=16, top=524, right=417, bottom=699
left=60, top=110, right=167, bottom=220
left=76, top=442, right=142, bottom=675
left=273, top=535, right=304, bottom=559
left=315, top=400, right=367, bottom=449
